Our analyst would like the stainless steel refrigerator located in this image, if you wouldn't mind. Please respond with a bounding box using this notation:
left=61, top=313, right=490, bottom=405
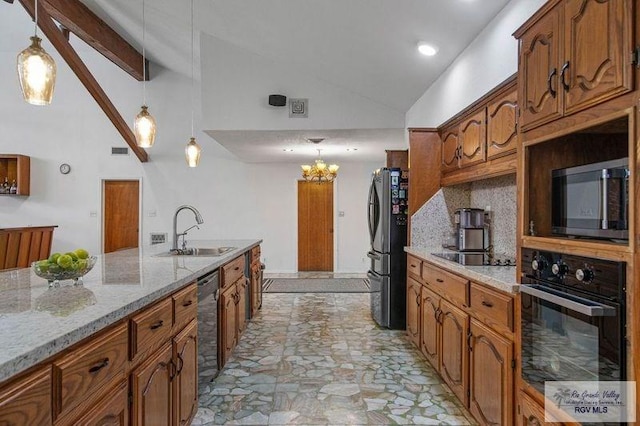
left=367, top=168, right=408, bottom=329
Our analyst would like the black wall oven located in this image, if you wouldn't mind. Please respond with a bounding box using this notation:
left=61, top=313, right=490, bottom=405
left=520, top=248, right=626, bottom=395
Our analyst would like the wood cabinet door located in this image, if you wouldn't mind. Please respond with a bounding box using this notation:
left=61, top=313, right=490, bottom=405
left=0, top=367, right=51, bottom=426
left=487, top=89, right=518, bottom=159
left=131, top=343, right=173, bottom=426
left=420, top=285, right=440, bottom=369
left=459, top=109, right=487, bottom=168
left=236, top=278, right=248, bottom=336
left=441, top=129, right=459, bottom=173
left=406, top=277, right=421, bottom=348
left=439, top=299, right=469, bottom=406
left=469, top=319, right=513, bottom=426
left=219, top=284, right=238, bottom=368
left=173, top=320, right=198, bottom=426
left=518, top=5, right=562, bottom=132
left=72, top=379, right=128, bottom=426
left=562, top=0, right=632, bottom=114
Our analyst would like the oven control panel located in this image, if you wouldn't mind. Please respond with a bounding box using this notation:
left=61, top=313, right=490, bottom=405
left=520, top=248, right=625, bottom=301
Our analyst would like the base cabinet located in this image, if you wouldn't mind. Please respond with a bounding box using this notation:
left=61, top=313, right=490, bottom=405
left=409, top=257, right=516, bottom=426
left=131, top=343, right=173, bottom=426
left=0, top=367, right=51, bottom=426
left=173, top=320, right=198, bottom=426
left=406, top=277, right=421, bottom=347
left=220, top=283, right=238, bottom=368
left=236, top=278, right=248, bottom=336
left=469, top=319, right=513, bottom=426
left=439, top=299, right=469, bottom=406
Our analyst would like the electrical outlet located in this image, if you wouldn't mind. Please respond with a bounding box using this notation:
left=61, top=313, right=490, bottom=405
left=150, top=233, right=167, bottom=245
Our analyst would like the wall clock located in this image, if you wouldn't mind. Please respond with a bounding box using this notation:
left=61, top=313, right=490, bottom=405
left=59, top=163, right=71, bottom=175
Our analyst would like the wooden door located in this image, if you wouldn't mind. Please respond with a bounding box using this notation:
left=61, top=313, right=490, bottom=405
left=73, top=380, right=128, bottom=426
left=441, top=129, right=459, bottom=173
left=131, top=343, right=173, bottom=426
left=459, top=109, right=487, bottom=168
left=439, top=299, right=469, bottom=406
left=0, top=367, right=51, bottom=426
left=103, top=180, right=139, bottom=253
left=219, top=284, right=237, bottom=368
left=406, top=277, right=421, bottom=348
left=469, top=319, right=513, bottom=426
left=420, top=285, right=440, bottom=369
left=563, top=0, right=632, bottom=114
left=173, top=320, right=198, bottom=426
left=518, top=5, right=562, bottom=132
left=297, top=181, right=333, bottom=271
left=487, top=89, right=518, bottom=159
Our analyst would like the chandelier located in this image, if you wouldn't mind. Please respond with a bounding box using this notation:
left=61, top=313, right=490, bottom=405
left=301, top=149, right=339, bottom=182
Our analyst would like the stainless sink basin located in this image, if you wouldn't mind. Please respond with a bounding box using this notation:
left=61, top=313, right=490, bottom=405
left=155, top=247, right=236, bottom=257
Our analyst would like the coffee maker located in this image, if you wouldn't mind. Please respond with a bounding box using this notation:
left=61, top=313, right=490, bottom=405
left=454, top=208, right=488, bottom=252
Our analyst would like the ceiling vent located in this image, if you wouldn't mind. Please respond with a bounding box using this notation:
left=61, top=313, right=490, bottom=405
left=111, top=147, right=129, bottom=155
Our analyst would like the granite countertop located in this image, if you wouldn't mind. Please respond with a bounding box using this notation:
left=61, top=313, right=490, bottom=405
left=405, top=246, right=519, bottom=294
left=0, top=239, right=261, bottom=384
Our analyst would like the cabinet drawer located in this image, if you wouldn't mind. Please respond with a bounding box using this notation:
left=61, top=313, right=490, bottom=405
left=470, top=282, right=513, bottom=331
left=130, top=297, right=173, bottom=360
left=422, top=263, right=468, bottom=306
left=407, top=255, right=422, bottom=279
left=222, top=255, right=245, bottom=288
left=173, top=283, right=197, bottom=329
left=54, top=322, right=128, bottom=418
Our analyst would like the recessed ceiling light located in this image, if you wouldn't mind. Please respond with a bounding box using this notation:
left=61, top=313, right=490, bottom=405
left=283, top=148, right=294, bottom=152
left=417, top=43, right=438, bottom=56
left=346, top=148, right=358, bottom=152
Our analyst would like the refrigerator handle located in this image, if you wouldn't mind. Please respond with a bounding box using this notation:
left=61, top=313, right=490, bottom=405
left=367, top=251, right=381, bottom=260
left=367, top=178, right=376, bottom=245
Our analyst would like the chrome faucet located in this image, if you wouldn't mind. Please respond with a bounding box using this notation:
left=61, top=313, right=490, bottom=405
left=172, top=205, right=204, bottom=251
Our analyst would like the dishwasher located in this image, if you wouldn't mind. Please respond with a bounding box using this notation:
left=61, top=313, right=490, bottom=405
left=197, top=269, right=219, bottom=392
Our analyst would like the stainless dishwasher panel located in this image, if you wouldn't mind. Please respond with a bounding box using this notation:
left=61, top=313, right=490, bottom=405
left=197, top=269, right=219, bottom=392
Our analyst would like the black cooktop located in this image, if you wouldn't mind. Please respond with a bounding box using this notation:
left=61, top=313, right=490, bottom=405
left=431, top=252, right=516, bottom=266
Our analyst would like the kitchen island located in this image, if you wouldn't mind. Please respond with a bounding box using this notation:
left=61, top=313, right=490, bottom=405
left=0, top=238, right=261, bottom=425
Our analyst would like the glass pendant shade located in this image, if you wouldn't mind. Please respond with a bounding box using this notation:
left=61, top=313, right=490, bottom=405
left=17, top=36, right=56, bottom=106
left=134, top=106, right=157, bottom=148
left=185, top=137, right=201, bottom=167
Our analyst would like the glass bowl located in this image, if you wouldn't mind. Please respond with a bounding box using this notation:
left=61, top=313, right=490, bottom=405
left=32, top=256, right=97, bottom=286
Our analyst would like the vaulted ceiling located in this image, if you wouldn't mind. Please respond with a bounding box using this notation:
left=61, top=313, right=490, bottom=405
left=5, top=0, right=514, bottom=163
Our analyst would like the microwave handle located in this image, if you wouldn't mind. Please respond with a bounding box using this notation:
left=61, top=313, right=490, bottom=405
left=601, top=169, right=609, bottom=230
left=519, top=284, right=616, bottom=317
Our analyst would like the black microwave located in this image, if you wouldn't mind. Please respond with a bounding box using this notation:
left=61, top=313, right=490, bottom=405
left=551, top=157, right=629, bottom=240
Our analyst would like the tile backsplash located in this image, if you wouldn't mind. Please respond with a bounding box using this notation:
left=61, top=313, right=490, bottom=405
left=411, top=174, right=516, bottom=256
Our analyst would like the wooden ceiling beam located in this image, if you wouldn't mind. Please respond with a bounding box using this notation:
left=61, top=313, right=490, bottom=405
left=17, top=0, right=149, bottom=162
left=42, top=0, right=148, bottom=81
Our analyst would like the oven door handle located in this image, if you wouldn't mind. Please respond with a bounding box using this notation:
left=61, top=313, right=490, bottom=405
left=519, top=285, right=616, bottom=317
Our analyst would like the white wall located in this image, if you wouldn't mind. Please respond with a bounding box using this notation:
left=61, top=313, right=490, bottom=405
left=405, top=0, right=546, bottom=128
left=0, top=5, right=378, bottom=273
left=200, top=33, right=405, bottom=131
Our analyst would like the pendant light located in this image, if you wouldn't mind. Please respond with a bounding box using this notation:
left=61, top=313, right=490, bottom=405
left=185, top=0, right=201, bottom=167
left=17, top=0, right=57, bottom=105
left=133, top=0, right=157, bottom=148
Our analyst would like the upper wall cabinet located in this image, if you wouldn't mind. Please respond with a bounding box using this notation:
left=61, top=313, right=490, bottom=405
left=516, top=0, right=633, bottom=132
left=459, top=110, right=487, bottom=168
left=437, top=76, right=518, bottom=187
left=486, top=89, right=518, bottom=159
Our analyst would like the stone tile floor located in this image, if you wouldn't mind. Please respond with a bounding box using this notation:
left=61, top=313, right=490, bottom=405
left=193, top=293, right=476, bottom=425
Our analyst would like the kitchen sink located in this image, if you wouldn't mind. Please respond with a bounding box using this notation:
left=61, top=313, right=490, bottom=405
left=155, top=247, right=236, bottom=257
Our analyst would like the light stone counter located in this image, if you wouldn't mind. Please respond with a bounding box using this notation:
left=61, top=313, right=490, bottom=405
left=405, top=246, right=519, bottom=294
left=0, top=239, right=261, bottom=384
